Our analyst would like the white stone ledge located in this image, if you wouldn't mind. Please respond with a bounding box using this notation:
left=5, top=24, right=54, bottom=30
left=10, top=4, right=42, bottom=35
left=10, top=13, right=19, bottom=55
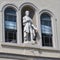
left=1, top=42, right=60, bottom=52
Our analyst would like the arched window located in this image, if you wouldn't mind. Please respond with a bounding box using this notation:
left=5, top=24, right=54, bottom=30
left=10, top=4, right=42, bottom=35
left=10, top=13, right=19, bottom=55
left=4, top=7, right=17, bottom=43
left=40, top=13, right=53, bottom=46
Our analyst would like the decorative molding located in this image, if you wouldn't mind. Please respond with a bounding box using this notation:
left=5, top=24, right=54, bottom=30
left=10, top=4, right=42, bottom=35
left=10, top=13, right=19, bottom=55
left=0, top=52, right=60, bottom=59
left=1, top=42, right=60, bottom=52
left=19, top=2, right=39, bottom=12
left=1, top=3, right=18, bottom=12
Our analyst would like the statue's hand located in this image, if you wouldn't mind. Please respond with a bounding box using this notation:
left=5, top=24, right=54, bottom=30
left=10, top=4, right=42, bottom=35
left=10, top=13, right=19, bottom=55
left=35, top=29, right=38, bottom=32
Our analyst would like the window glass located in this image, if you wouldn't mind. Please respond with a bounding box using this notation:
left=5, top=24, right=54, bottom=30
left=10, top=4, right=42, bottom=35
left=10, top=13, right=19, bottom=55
left=4, top=7, right=17, bottom=43
left=41, top=13, right=52, bottom=46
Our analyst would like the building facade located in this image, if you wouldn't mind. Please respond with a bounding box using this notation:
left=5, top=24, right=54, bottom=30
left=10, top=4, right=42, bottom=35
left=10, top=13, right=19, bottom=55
left=0, top=0, right=60, bottom=60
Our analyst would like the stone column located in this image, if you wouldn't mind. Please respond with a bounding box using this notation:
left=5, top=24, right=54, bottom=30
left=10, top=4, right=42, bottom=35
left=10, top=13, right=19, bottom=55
left=17, top=10, right=22, bottom=44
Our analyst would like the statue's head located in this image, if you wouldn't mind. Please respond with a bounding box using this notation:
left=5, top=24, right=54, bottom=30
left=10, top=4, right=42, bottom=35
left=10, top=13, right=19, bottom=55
left=25, top=10, right=29, bottom=16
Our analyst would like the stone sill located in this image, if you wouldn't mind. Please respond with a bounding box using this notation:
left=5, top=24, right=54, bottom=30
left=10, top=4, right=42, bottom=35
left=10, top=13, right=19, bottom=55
left=1, top=42, right=60, bottom=52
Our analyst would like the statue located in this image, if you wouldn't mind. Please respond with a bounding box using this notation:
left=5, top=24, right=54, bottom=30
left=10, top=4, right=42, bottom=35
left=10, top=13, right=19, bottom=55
left=23, top=10, right=38, bottom=43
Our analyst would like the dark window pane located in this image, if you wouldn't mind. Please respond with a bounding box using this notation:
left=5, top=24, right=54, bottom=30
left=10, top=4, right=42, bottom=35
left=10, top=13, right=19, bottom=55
left=5, top=21, right=16, bottom=30
left=5, top=14, right=16, bottom=22
left=41, top=13, right=50, bottom=21
left=41, top=13, right=53, bottom=47
left=4, top=7, right=17, bottom=43
left=42, top=33, right=52, bottom=46
left=5, top=7, right=16, bottom=15
left=45, top=36, right=49, bottom=43
left=5, top=30, right=17, bottom=43
left=41, top=25, right=52, bottom=34
left=5, top=7, right=16, bottom=30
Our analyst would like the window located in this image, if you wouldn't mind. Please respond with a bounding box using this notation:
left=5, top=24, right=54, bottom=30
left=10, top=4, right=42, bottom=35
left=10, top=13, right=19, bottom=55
left=40, top=13, right=53, bottom=47
left=4, top=7, right=17, bottom=43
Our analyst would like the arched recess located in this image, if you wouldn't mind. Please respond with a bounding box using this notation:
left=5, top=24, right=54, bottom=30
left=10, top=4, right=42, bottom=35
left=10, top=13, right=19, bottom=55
left=2, top=4, right=18, bottom=12
left=2, top=4, right=18, bottom=43
left=39, top=9, right=57, bottom=48
left=19, top=2, right=39, bottom=43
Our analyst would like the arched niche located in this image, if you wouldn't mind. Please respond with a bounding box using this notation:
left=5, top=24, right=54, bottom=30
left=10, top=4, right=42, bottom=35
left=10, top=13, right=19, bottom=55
left=21, top=5, right=36, bottom=25
left=21, top=5, right=37, bottom=43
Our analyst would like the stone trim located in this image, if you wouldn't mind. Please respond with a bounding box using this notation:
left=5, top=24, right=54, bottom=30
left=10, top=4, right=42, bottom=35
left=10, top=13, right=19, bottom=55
left=0, top=52, right=60, bottom=59
left=1, top=42, right=60, bottom=52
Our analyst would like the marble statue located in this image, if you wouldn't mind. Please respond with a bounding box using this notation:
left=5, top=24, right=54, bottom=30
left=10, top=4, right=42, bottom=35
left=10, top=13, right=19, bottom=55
left=23, top=10, right=38, bottom=43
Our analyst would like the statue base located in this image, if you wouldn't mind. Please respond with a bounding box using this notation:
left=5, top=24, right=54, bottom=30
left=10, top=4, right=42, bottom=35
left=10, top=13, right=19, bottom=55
left=24, top=40, right=36, bottom=44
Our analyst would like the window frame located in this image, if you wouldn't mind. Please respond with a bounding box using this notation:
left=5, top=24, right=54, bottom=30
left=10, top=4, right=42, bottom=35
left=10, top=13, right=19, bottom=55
left=2, top=5, right=18, bottom=44
left=39, top=10, right=58, bottom=48
left=4, top=7, right=17, bottom=43
left=40, top=13, right=53, bottom=47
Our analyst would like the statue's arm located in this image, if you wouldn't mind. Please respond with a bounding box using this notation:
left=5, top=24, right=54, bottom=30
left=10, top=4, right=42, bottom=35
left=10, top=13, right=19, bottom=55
left=32, top=24, right=37, bottom=31
left=23, top=17, right=26, bottom=23
left=23, top=17, right=26, bottom=26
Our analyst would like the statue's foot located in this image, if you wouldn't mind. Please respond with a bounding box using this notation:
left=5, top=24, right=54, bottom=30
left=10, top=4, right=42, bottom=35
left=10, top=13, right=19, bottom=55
left=24, top=40, right=36, bottom=44
left=24, top=41, right=29, bottom=43
left=31, top=40, right=35, bottom=44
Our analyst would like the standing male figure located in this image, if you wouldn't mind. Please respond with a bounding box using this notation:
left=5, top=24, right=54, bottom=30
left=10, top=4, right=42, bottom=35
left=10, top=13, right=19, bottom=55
left=23, top=10, right=37, bottom=43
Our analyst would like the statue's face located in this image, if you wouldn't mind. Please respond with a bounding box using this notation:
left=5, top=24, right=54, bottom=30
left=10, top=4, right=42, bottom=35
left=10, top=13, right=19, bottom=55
left=25, top=11, right=29, bottom=16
